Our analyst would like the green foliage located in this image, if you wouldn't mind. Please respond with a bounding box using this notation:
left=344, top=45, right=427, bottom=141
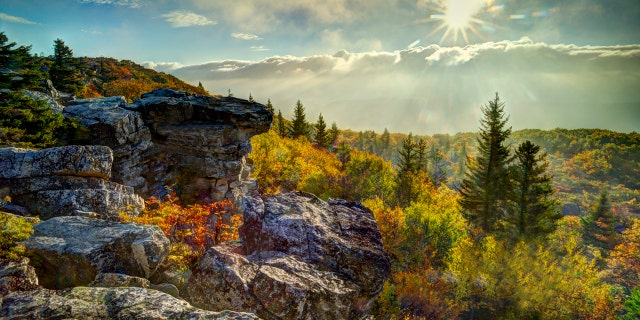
left=0, top=212, right=39, bottom=260
left=509, top=140, right=561, bottom=238
left=343, top=149, right=396, bottom=202
left=314, top=113, right=330, bottom=148
left=0, top=91, right=89, bottom=148
left=621, top=287, right=640, bottom=320
left=289, top=100, right=311, bottom=139
left=460, top=93, right=513, bottom=233
left=50, top=38, right=84, bottom=94
left=583, top=189, right=620, bottom=253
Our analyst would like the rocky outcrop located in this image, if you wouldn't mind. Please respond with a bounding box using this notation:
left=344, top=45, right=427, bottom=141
left=64, top=89, right=272, bottom=202
left=188, top=192, right=391, bottom=320
left=1, top=285, right=260, bottom=319
left=0, top=146, right=143, bottom=220
left=21, top=216, right=170, bottom=289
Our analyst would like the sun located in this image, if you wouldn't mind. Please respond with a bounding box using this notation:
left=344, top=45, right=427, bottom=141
left=429, top=0, right=489, bottom=44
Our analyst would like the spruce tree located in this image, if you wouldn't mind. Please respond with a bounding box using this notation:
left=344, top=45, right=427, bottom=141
left=314, top=113, right=330, bottom=148
left=289, top=100, right=310, bottom=139
left=584, top=189, right=619, bottom=251
left=460, top=93, right=512, bottom=232
left=396, top=133, right=420, bottom=207
left=248, top=93, right=255, bottom=103
left=50, top=39, right=83, bottom=94
left=266, top=99, right=275, bottom=114
left=510, top=140, right=560, bottom=238
left=275, top=109, right=287, bottom=137
left=329, top=122, right=340, bottom=146
left=429, top=144, right=448, bottom=187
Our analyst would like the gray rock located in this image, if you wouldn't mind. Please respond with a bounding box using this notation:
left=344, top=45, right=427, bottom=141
left=151, top=283, right=181, bottom=299
left=22, top=216, right=170, bottom=289
left=0, top=258, right=39, bottom=296
left=188, top=192, right=391, bottom=320
left=0, top=146, right=144, bottom=220
left=89, top=272, right=150, bottom=288
left=0, top=145, right=113, bottom=179
left=21, top=90, right=64, bottom=114
left=1, top=286, right=260, bottom=319
left=65, top=89, right=272, bottom=202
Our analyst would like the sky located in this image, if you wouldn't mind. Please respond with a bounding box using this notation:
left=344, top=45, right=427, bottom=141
left=2, top=0, right=640, bottom=134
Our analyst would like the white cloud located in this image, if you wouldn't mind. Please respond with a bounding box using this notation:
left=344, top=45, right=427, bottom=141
left=79, top=0, right=142, bottom=8
left=170, top=39, right=640, bottom=134
left=142, top=61, right=184, bottom=73
left=81, top=29, right=102, bottom=35
left=162, top=11, right=216, bottom=28
left=232, top=33, right=263, bottom=41
left=0, top=12, right=37, bottom=24
left=250, top=46, right=269, bottom=51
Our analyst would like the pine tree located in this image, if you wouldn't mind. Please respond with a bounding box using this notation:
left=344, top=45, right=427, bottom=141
left=329, top=122, right=340, bottom=146
left=510, top=140, right=560, bottom=238
left=248, top=93, right=255, bottom=103
left=429, top=144, right=448, bottom=187
left=380, top=128, right=391, bottom=158
left=396, top=133, right=420, bottom=207
left=289, top=100, right=310, bottom=139
left=460, top=93, right=513, bottom=232
left=314, top=113, right=330, bottom=148
left=415, top=138, right=428, bottom=172
left=584, top=189, right=619, bottom=251
left=266, top=99, right=275, bottom=114
left=275, top=109, right=287, bottom=137
left=50, top=38, right=83, bottom=94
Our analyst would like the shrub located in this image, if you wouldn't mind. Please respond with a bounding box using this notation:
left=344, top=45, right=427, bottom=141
left=120, top=192, right=241, bottom=269
left=0, top=211, right=39, bottom=260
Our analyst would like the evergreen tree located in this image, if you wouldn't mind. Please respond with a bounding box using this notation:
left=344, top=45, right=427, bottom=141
left=289, top=100, right=310, bottom=139
left=429, top=144, right=448, bottom=187
left=329, top=122, right=340, bottom=146
left=266, top=99, right=275, bottom=114
left=248, top=93, right=255, bottom=103
left=314, top=113, right=330, bottom=148
left=275, top=109, right=287, bottom=137
left=415, top=138, right=428, bottom=172
left=50, top=38, right=83, bottom=94
left=396, top=133, right=420, bottom=207
left=380, top=128, right=391, bottom=158
left=584, top=189, right=619, bottom=251
left=0, top=32, right=43, bottom=90
left=227, top=88, right=233, bottom=97
left=460, top=93, right=512, bottom=232
left=510, top=140, right=560, bottom=238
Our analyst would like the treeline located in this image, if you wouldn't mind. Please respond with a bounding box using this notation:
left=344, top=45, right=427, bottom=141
left=248, top=93, right=640, bottom=318
left=0, top=32, right=208, bottom=101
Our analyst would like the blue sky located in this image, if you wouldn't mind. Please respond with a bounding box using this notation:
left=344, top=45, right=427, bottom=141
left=2, top=0, right=640, bottom=134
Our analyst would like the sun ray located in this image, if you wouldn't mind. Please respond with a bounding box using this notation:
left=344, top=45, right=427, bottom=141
left=427, top=0, right=493, bottom=44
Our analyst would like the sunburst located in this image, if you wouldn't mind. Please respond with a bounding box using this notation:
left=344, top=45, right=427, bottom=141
left=428, top=0, right=492, bottom=44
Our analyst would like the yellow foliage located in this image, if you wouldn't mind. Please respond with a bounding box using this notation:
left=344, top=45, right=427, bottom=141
left=0, top=212, right=39, bottom=260
left=249, top=130, right=344, bottom=199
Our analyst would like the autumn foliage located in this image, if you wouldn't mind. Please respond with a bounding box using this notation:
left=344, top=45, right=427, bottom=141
left=120, top=192, right=241, bottom=269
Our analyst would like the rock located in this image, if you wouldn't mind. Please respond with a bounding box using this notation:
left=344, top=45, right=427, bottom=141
left=0, top=199, right=30, bottom=216
left=65, top=89, right=272, bottom=202
left=22, top=216, right=170, bottom=289
left=0, top=145, right=112, bottom=179
left=21, top=90, right=64, bottom=114
left=1, top=286, right=260, bottom=319
left=0, top=258, right=39, bottom=296
left=151, top=283, right=181, bottom=299
left=0, top=146, right=144, bottom=220
left=89, top=272, right=150, bottom=288
left=188, top=192, right=391, bottom=319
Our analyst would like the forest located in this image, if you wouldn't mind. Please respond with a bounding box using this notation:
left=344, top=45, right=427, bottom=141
left=2, top=32, right=640, bottom=319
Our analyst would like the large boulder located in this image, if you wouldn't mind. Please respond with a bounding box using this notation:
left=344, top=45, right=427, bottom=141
left=0, top=258, right=39, bottom=296
left=65, top=89, right=272, bottom=202
left=0, top=146, right=144, bottom=220
left=188, top=192, right=391, bottom=319
left=0, top=145, right=112, bottom=179
left=21, top=216, right=170, bottom=289
left=1, top=286, right=260, bottom=319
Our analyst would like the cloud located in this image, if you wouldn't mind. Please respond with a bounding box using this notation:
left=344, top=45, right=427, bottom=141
left=81, top=29, right=102, bottom=35
left=170, top=39, right=640, bottom=134
left=250, top=46, right=269, bottom=51
left=142, top=61, right=183, bottom=73
left=0, top=12, right=37, bottom=24
left=162, top=11, right=216, bottom=28
left=232, top=33, right=263, bottom=41
left=79, top=0, right=142, bottom=8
